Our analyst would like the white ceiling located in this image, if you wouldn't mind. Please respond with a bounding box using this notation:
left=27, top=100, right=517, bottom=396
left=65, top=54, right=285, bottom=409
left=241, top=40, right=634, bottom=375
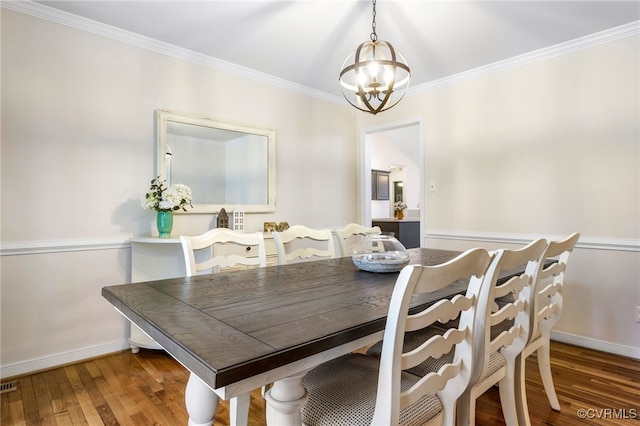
left=27, top=1, right=640, bottom=98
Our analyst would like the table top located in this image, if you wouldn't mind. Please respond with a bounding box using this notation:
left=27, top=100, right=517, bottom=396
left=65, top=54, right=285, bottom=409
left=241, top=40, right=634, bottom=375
left=102, top=248, right=466, bottom=391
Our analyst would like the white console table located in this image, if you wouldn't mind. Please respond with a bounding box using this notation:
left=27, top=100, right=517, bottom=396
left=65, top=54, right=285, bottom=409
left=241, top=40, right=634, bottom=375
left=128, top=234, right=277, bottom=352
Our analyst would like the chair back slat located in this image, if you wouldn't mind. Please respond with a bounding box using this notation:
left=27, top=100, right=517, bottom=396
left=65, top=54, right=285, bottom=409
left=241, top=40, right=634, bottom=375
left=180, top=229, right=266, bottom=276
left=401, top=327, right=467, bottom=371
left=490, top=299, right=525, bottom=327
left=490, top=324, right=523, bottom=354
left=401, top=360, right=463, bottom=408
left=539, top=261, right=565, bottom=280
left=332, top=223, right=382, bottom=257
left=494, top=274, right=529, bottom=299
left=405, top=294, right=473, bottom=333
left=538, top=281, right=562, bottom=299
left=272, top=225, right=337, bottom=265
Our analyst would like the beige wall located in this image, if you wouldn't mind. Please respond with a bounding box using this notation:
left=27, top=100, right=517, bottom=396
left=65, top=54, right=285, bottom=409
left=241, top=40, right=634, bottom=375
left=358, top=34, right=640, bottom=355
left=0, top=9, right=357, bottom=375
left=1, top=7, right=638, bottom=377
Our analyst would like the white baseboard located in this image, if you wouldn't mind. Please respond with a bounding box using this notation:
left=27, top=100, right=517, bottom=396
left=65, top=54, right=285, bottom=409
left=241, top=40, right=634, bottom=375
left=0, top=340, right=130, bottom=379
left=551, top=330, right=640, bottom=360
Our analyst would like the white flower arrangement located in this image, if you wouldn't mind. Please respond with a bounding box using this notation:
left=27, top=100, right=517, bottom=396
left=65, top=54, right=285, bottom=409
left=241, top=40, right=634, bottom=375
left=142, top=176, right=192, bottom=212
left=393, top=201, right=407, bottom=211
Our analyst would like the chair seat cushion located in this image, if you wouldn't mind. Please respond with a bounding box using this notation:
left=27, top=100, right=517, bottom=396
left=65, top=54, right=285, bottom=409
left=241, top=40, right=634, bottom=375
left=301, top=354, right=443, bottom=426
left=482, top=351, right=506, bottom=380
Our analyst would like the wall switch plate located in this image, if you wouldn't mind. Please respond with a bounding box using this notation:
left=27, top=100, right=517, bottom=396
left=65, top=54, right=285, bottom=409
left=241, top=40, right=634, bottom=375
left=636, top=306, right=640, bottom=323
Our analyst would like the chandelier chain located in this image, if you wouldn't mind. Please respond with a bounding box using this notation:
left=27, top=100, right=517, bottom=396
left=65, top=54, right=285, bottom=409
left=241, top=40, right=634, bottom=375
left=370, top=0, right=377, bottom=42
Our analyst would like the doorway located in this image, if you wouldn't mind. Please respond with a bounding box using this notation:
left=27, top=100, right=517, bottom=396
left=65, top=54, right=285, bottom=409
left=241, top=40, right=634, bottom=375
left=393, top=181, right=403, bottom=203
left=359, top=118, right=424, bottom=245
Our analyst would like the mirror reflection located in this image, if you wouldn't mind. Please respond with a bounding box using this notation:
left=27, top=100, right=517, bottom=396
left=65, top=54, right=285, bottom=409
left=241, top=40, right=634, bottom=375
left=157, top=110, right=276, bottom=213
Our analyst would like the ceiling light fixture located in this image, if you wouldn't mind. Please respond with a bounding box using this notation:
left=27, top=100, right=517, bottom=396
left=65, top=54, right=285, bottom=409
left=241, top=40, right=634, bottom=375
left=339, top=0, right=411, bottom=115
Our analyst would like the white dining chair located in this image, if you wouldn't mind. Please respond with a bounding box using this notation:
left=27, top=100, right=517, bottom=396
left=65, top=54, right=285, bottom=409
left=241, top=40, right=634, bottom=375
left=365, top=240, right=548, bottom=425
left=455, top=239, right=548, bottom=425
left=271, top=224, right=338, bottom=265
left=180, top=228, right=267, bottom=426
left=180, top=228, right=267, bottom=275
left=332, top=223, right=382, bottom=257
left=300, top=247, right=497, bottom=426
left=514, top=232, right=580, bottom=426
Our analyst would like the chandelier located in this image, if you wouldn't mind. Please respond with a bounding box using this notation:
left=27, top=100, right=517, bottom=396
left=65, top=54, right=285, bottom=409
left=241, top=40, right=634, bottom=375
left=339, top=0, right=411, bottom=115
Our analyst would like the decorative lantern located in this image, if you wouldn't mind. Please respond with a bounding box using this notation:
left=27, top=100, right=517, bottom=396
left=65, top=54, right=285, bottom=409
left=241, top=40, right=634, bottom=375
left=217, top=208, right=229, bottom=229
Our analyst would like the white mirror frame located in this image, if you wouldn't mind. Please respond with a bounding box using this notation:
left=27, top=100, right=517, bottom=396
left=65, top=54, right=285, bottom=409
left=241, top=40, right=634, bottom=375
left=156, top=109, right=276, bottom=214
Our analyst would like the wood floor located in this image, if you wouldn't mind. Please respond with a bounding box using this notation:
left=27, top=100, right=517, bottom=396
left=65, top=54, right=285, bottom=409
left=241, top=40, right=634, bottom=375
left=2, top=341, right=639, bottom=425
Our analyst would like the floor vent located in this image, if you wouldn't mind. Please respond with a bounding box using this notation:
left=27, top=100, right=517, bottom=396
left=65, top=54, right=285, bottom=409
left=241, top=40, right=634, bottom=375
left=0, top=382, right=18, bottom=394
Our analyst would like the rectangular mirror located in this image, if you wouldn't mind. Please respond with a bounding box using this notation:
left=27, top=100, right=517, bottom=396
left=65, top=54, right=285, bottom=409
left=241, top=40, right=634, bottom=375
left=157, top=109, right=276, bottom=213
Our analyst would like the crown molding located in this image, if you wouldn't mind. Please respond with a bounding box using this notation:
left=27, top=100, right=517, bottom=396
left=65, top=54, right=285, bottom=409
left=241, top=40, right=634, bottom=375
left=2, top=0, right=345, bottom=105
left=409, top=20, right=640, bottom=94
left=4, top=2, right=637, bottom=104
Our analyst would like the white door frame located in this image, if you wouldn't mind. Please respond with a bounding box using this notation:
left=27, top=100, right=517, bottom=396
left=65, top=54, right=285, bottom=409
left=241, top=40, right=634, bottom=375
left=359, top=117, right=425, bottom=247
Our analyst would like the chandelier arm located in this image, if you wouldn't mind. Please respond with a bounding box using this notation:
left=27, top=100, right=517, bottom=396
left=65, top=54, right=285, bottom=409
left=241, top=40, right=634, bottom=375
left=381, top=41, right=398, bottom=101
left=353, top=43, right=369, bottom=104
left=353, top=44, right=381, bottom=114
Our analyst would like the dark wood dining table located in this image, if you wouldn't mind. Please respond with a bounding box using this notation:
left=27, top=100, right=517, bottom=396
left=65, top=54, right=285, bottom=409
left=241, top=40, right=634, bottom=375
left=101, top=248, right=474, bottom=425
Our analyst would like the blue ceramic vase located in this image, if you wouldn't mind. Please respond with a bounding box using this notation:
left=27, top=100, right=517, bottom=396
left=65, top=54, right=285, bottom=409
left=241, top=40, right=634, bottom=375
left=157, top=211, right=173, bottom=238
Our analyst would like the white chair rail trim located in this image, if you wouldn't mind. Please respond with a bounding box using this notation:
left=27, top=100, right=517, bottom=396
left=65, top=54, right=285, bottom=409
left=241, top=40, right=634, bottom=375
left=2, top=232, right=638, bottom=256
left=0, top=236, right=132, bottom=256
left=426, top=230, right=640, bottom=253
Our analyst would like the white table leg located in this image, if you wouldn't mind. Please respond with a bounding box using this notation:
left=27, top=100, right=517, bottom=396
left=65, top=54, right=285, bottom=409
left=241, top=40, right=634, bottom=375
left=230, top=393, right=250, bottom=426
left=186, top=372, right=219, bottom=426
left=264, top=371, right=308, bottom=426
